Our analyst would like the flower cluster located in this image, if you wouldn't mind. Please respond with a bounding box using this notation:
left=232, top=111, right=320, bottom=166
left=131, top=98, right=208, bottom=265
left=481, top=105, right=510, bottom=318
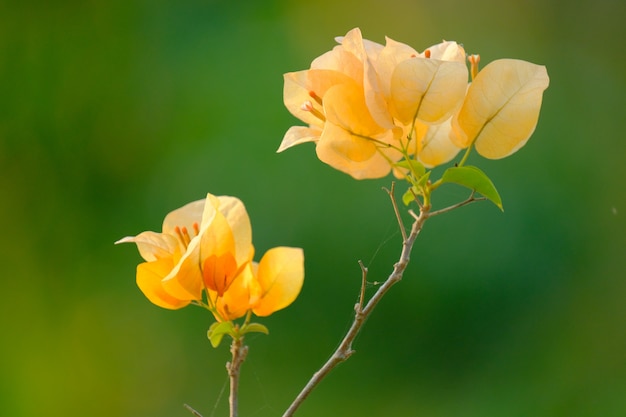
left=116, top=193, right=304, bottom=322
left=280, top=28, right=549, bottom=179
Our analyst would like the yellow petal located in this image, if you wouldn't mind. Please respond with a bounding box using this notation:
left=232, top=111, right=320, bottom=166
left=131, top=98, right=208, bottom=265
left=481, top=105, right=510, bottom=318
left=413, top=119, right=462, bottom=168
left=390, top=58, right=468, bottom=125
left=252, top=247, right=304, bottom=317
left=216, top=263, right=261, bottom=321
left=160, top=244, right=204, bottom=300
left=212, top=195, right=253, bottom=266
left=316, top=123, right=391, bottom=179
left=277, top=126, right=321, bottom=153
left=136, top=259, right=191, bottom=310
left=453, top=59, right=549, bottom=159
left=323, top=82, right=385, bottom=137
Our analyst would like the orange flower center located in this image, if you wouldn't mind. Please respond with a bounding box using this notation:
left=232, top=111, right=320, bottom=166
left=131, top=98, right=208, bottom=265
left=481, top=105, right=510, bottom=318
left=203, top=252, right=238, bottom=296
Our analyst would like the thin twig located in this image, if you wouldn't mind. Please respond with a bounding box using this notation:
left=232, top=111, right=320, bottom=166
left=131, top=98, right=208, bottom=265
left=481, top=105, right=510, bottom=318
left=428, top=193, right=487, bottom=217
left=383, top=183, right=407, bottom=242
left=282, top=206, right=430, bottom=417
left=184, top=404, right=204, bottom=417
left=357, top=260, right=368, bottom=313
left=227, top=337, right=249, bottom=417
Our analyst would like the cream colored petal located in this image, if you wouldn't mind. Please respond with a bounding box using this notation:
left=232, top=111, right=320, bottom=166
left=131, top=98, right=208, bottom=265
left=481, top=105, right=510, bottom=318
left=252, top=247, right=304, bottom=317
left=375, top=37, right=419, bottom=98
left=390, top=58, right=468, bottom=125
left=136, top=259, right=191, bottom=310
left=162, top=199, right=205, bottom=237
left=115, top=232, right=179, bottom=262
left=323, top=82, right=385, bottom=137
left=277, top=126, right=321, bottom=153
left=310, top=48, right=364, bottom=84
left=454, top=59, right=549, bottom=159
left=316, top=123, right=392, bottom=179
left=414, top=119, right=462, bottom=168
left=424, top=41, right=466, bottom=63
left=284, top=69, right=356, bottom=127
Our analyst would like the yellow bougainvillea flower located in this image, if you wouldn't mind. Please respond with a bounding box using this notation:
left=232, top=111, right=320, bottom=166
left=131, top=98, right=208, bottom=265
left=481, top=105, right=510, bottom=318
left=117, top=194, right=304, bottom=320
left=280, top=28, right=404, bottom=179
left=452, top=59, right=550, bottom=159
left=280, top=28, right=474, bottom=178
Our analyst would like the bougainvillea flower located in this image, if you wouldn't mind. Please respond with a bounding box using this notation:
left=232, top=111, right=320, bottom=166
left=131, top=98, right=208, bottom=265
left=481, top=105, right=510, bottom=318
left=280, top=28, right=405, bottom=179
left=452, top=59, right=550, bottom=159
left=117, top=194, right=305, bottom=321
left=214, top=247, right=305, bottom=321
left=280, top=28, right=473, bottom=178
left=116, top=194, right=254, bottom=309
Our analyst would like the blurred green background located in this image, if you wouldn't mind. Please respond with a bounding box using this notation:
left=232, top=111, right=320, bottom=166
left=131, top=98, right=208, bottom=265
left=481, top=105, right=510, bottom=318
left=1, top=0, right=625, bottom=416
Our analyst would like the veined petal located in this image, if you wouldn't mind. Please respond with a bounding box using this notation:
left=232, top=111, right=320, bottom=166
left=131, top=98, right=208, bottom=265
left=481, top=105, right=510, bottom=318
left=390, top=57, right=468, bottom=125
left=453, top=59, right=549, bottom=158
left=375, top=37, right=419, bottom=98
left=316, top=123, right=392, bottom=179
left=115, top=231, right=179, bottom=262
left=323, top=82, right=386, bottom=137
left=277, top=126, right=321, bottom=153
left=310, top=48, right=363, bottom=84
left=136, top=259, right=191, bottom=310
left=252, top=247, right=304, bottom=317
left=414, top=119, right=462, bottom=168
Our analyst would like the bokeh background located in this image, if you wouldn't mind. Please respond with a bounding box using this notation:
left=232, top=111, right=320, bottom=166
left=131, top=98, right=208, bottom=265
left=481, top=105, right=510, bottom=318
left=1, top=0, right=625, bottom=416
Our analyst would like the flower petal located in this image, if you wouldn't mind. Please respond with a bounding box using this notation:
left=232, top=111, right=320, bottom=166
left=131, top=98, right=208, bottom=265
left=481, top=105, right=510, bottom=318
left=277, top=126, right=321, bottom=153
left=316, top=123, right=391, bottom=179
left=452, top=59, right=549, bottom=159
left=136, top=259, right=191, bottom=310
left=162, top=199, right=205, bottom=237
left=390, top=57, right=468, bottom=125
left=115, top=232, right=178, bottom=262
left=414, top=119, right=462, bottom=168
left=252, top=247, right=304, bottom=317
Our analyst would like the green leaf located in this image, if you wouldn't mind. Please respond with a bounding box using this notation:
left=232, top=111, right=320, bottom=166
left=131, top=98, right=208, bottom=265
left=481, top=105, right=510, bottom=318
left=395, top=158, right=425, bottom=178
left=402, top=187, right=417, bottom=206
left=207, top=321, right=234, bottom=348
left=440, top=166, right=503, bottom=210
left=241, top=322, right=269, bottom=336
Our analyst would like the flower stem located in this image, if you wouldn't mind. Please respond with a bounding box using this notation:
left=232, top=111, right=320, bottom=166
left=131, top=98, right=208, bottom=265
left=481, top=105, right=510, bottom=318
left=282, top=203, right=431, bottom=417
left=227, top=337, right=248, bottom=417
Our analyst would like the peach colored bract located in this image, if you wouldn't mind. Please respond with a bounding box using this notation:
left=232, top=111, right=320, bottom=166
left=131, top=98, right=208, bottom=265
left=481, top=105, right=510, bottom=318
left=280, top=28, right=549, bottom=179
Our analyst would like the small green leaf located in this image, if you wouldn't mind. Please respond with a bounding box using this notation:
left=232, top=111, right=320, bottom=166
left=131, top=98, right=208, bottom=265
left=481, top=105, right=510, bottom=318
left=241, top=323, right=269, bottom=336
left=207, top=321, right=234, bottom=348
left=441, top=166, right=503, bottom=210
left=395, top=158, right=426, bottom=178
left=402, top=187, right=416, bottom=206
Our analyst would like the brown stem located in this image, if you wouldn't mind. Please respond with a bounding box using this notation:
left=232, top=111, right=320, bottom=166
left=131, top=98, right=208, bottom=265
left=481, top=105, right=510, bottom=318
left=282, top=206, right=430, bottom=417
left=227, top=337, right=248, bottom=417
